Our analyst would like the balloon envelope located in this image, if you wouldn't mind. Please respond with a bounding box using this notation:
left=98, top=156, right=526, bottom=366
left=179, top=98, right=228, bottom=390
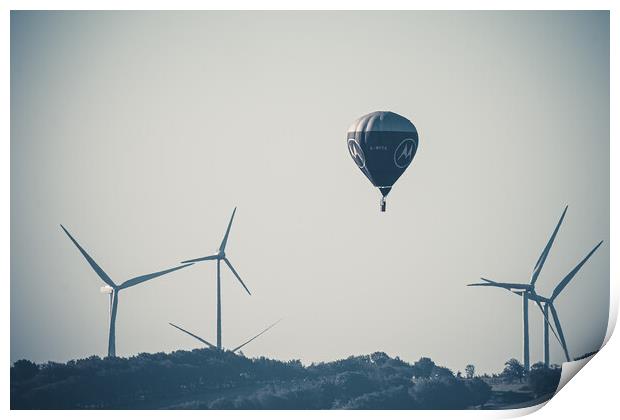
left=347, top=111, right=418, bottom=205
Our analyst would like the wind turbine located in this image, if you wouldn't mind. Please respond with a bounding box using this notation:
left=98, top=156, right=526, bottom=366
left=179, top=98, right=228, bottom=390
left=61, top=225, right=193, bottom=357
left=485, top=240, right=602, bottom=366
left=468, top=206, right=569, bottom=370
left=168, top=319, right=282, bottom=353
left=180, top=207, right=250, bottom=350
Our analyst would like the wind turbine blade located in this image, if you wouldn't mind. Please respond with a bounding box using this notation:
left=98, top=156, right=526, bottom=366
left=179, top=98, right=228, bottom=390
left=60, top=225, right=116, bottom=288
left=232, top=319, right=282, bottom=353
left=224, top=258, right=251, bottom=295
left=551, top=241, right=603, bottom=301
left=219, top=207, right=237, bottom=252
left=118, top=263, right=193, bottom=290
left=169, top=323, right=216, bottom=349
left=531, top=206, right=568, bottom=286
left=467, top=278, right=530, bottom=290
left=532, top=299, right=561, bottom=345
left=481, top=278, right=531, bottom=289
left=549, top=304, right=570, bottom=362
left=180, top=255, right=218, bottom=264
left=467, top=282, right=510, bottom=288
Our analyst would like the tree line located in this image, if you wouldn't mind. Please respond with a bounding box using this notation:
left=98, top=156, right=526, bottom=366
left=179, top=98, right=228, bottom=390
left=11, top=350, right=560, bottom=409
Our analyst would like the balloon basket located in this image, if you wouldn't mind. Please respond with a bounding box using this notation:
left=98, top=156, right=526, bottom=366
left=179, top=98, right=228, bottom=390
left=380, top=197, right=386, bottom=212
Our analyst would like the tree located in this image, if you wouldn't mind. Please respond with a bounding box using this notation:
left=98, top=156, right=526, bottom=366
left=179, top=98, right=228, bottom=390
left=465, top=378, right=492, bottom=408
left=370, top=351, right=389, bottom=364
left=342, top=386, right=417, bottom=409
left=11, top=359, right=39, bottom=382
left=431, top=366, right=454, bottom=378
left=334, top=371, right=377, bottom=398
left=413, top=376, right=471, bottom=409
left=502, top=358, right=525, bottom=382
left=412, top=357, right=435, bottom=379
left=465, top=364, right=475, bottom=379
left=528, top=366, right=561, bottom=397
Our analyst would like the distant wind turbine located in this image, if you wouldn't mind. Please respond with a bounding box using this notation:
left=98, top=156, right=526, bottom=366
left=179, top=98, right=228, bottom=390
left=180, top=207, right=250, bottom=350
left=169, top=319, right=282, bottom=353
left=480, top=240, right=603, bottom=366
left=467, top=206, right=603, bottom=370
left=61, top=225, right=193, bottom=357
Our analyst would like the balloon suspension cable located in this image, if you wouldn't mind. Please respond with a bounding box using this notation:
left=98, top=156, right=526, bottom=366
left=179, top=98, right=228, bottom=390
left=380, top=196, right=386, bottom=212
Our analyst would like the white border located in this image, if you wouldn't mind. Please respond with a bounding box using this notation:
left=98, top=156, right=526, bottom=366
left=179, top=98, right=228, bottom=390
left=3, top=1, right=616, bottom=419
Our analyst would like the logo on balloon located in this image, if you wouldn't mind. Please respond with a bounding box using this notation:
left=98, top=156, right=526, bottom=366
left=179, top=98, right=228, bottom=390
left=348, top=138, right=366, bottom=169
left=394, top=138, right=416, bottom=169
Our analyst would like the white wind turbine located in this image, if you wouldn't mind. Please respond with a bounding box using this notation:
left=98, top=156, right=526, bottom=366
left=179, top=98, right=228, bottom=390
left=61, top=225, right=193, bottom=357
left=468, top=206, right=568, bottom=370
left=467, top=206, right=602, bottom=370
left=467, top=207, right=568, bottom=370
left=168, top=319, right=282, bottom=354
left=481, top=240, right=602, bottom=367
left=180, top=207, right=251, bottom=350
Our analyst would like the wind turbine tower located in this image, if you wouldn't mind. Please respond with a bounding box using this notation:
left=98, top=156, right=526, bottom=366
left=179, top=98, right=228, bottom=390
left=180, top=207, right=251, bottom=350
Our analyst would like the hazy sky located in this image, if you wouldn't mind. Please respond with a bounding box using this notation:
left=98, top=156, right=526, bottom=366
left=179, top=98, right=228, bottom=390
left=11, top=11, right=609, bottom=374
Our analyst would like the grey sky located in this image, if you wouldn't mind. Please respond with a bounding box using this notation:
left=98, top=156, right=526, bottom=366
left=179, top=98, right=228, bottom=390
left=11, top=11, right=609, bottom=374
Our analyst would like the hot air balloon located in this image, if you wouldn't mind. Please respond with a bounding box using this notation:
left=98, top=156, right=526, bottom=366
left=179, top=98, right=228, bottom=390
left=346, top=111, right=419, bottom=211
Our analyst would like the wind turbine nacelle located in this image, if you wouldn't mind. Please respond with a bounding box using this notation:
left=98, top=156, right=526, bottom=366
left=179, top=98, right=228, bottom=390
left=100, top=286, right=113, bottom=294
